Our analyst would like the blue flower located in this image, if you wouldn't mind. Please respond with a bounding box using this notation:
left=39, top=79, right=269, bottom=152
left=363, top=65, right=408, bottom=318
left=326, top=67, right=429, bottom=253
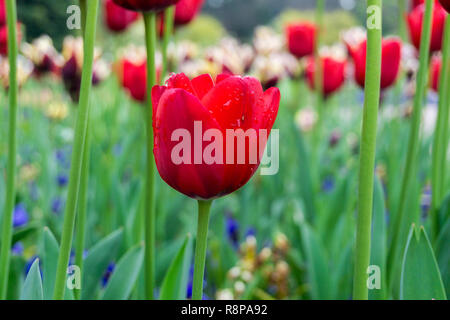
left=51, top=198, right=65, bottom=215
left=226, top=215, right=239, bottom=248
left=321, top=177, right=335, bottom=193
left=57, top=174, right=68, bottom=187
left=245, top=227, right=256, bottom=238
left=101, top=263, right=115, bottom=287
left=12, top=242, right=24, bottom=256
left=186, top=264, right=208, bottom=299
left=13, top=203, right=29, bottom=228
left=421, top=185, right=432, bottom=219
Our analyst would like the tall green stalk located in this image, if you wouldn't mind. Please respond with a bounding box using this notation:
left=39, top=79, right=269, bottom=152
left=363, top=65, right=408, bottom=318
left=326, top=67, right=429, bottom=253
left=73, top=0, right=89, bottom=301
left=143, top=12, right=157, bottom=300
left=353, top=0, right=382, bottom=300
left=161, top=6, right=175, bottom=84
left=387, top=0, right=434, bottom=289
left=192, top=200, right=212, bottom=300
left=431, top=16, right=450, bottom=241
left=53, top=0, right=99, bottom=300
left=398, top=0, right=408, bottom=41
left=0, top=0, right=19, bottom=300
left=73, top=120, right=91, bottom=300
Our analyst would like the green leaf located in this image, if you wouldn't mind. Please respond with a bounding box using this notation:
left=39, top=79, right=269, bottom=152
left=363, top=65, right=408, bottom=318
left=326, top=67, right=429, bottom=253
left=299, top=222, right=330, bottom=299
left=400, top=225, right=447, bottom=300
left=82, top=229, right=123, bottom=300
left=41, top=227, right=59, bottom=300
left=101, top=243, right=144, bottom=300
left=20, top=258, right=43, bottom=300
left=159, top=234, right=193, bottom=300
left=436, top=216, right=450, bottom=297
left=369, top=177, right=387, bottom=300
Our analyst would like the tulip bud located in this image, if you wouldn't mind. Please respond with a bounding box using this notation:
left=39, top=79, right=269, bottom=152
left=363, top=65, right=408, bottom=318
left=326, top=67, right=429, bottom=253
left=407, top=2, right=447, bottom=52
left=285, top=22, right=316, bottom=59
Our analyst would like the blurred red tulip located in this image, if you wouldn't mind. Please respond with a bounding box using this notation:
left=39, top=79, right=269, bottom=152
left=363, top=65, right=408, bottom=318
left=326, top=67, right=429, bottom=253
left=174, top=0, right=204, bottom=26
left=0, top=0, right=5, bottom=27
left=121, top=59, right=147, bottom=102
left=429, top=54, right=441, bottom=91
left=351, top=38, right=402, bottom=90
left=306, top=55, right=346, bottom=98
left=151, top=73, right=280, bottom=199
left=407, top=2, right=447, bottom=52
left=104, top=0, right=139, bottom=32
left=0, top=23, right=22, bottom=56
left=112, top=0, right=180, bottom=12
left=285, top=22, right=316, bottom=59
left=439, top=0, right=450, bottom=12
left=119, top=57, right=161, bottom=102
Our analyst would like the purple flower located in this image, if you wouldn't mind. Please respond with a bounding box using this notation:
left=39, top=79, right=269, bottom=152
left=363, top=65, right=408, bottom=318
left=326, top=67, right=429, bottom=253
left=12, top=242, right=24, bottom=256
left=57, top=174, right=68, bottom=187
left=186, top=264, right=208, bottom=299
left=245, top=227, right=256, bottom=238
left=226, top=215, right=239, bottom=248
left=51, top=198, right=65, bottom=215
left=421, top=185, right=432, bottom=219
left=101, top=263, right=115, bottom=287
left=13, top=203, right=29, bottom=228
left=321, top=177, right=335, bottom=193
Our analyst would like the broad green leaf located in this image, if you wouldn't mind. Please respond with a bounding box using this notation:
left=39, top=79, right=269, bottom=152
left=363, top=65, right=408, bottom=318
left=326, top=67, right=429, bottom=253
left=20, top=258, right=43, bottom=300
left=299, top=223, right=330, bottom=299
left=293, top=124, right=316, bottom=222
left=41, top=227, right=59, bottom=300
left=400, top=225, right=446, bottom=300
left=435, top=215, right=450, bottom=298
left=369, top=177, right=387, bottom=300
left=159, top=235, right=193, bottom=300
left=101, top=243, right=144, bottom=300
left=82, top=228, right=123, bottom=300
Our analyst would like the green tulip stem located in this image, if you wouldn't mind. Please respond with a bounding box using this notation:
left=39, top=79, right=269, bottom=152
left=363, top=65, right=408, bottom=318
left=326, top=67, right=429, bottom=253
left=143, top=11, right=157, bottom=300
left=192, top=200, right=212, bottom=300
left=353, top=0, right=383, bottom=300
left=387, top=0, right=434, bottom=288
left=431, top=16, right=450, bottom=241
left=53, top=0, right=99, bottom=300
left=0, top=0, right=19, bottom=299
left=161, top=5, right=175, bottom=84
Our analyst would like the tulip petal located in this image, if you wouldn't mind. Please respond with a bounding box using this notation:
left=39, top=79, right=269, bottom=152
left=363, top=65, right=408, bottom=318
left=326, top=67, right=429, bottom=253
left=202, top=76, right=249, bottom=130
left=166, top=72, right=197, bottom=96
left=154, top=88, right=226, bottom=199
left=191, top=74, right=214, bottom=100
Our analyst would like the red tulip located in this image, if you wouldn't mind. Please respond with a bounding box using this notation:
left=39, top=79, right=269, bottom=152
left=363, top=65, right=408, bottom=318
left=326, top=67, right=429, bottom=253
left=285, top=22, right=316, bottom=59
left=119, top=55, right=161, bottom=102
left=439, top=0, right=450, bottom=12
left=351, top=38, right=402, bottom=90
left=411, top=0, right=442, bottom=10
left=0, top=23, right=22, bottom=56
left=407, top=2, right=447, bottom=52
left=151, top=73, right=280, bottom=199
left=0, top=0, right=5, bottom=27
left=430, top=54, right=442, bottom=91
left=112, top=0, right=180, bottom=12
left=306, top=54, right=347, bottom=97
left=104, top=0, right=139, bottom=32
left=174, top=0, right=204, bottom=26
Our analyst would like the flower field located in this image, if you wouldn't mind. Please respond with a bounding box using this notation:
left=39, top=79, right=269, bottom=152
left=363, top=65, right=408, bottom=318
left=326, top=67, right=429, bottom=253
left=0, top=0, right=449, bottom=301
